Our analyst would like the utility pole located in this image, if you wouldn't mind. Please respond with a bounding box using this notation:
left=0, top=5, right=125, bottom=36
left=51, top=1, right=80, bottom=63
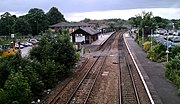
left=151, top=29, right=153, bottom=51
left=166, top=30, right=169, bottom=62
left=142, top=28, right=144, bottom=47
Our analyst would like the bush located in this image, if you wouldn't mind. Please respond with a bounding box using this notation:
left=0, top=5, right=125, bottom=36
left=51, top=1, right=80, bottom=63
left=177, top=89, right=180, bottom=96
left=147, top=43, right=166, bottom=62
left=143, top=41, right=151, bottom=52
left=170, top=45, right=180, bottom=60
left=165, top=53, right=180, bottom=88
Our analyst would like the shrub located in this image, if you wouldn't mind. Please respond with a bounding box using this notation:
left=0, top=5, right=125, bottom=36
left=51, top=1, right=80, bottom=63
left=165, top=53, right=180, bottom=88
left=170, top=45, right=180, bottom=60
left=147, top=43, right=166, bottom=62
left=177, top=89, right=180, bottom=96
left=143, top=41, right=151, bottom=52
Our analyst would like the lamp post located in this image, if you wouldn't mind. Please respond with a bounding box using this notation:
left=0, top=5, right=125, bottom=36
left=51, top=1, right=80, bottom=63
left=138, top=27, right=140, bottom=44
left=151, top=29, right=153, bottom=51
left=166, top=31, right=169, bottom=62
left=142, top=28, right=144, bottom=47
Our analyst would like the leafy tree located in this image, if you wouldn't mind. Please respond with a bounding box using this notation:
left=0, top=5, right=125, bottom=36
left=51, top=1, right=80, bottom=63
left=26, top=8, right=49, bottom=35
left=29, top=30, right=79, bottom=88
left=81, top=18, right=91, bottom=23
left=0, top=89, right=6, bottom=104
left=4, top=71, right=31, bottom=104
left=153, top=16, right=169, bottom=29
left=46, top=7, right=66, bottom=25
left=0, top=12, right=16, bottom=35
left=0, top=54, right=44, bottom=97
left=12, top=18, right=31, bottom=36
left=128, top=11, right=156, bottom=36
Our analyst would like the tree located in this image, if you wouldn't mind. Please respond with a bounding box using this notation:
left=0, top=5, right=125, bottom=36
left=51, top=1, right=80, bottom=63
left=26, top=8, right=49, bottom=35
left=153, top=16, right=170, bottom=29
left=46, top=7, right=66, bottom=25
left=81, top=18, right=91, bottom=23
left=29, top=30, right=79, bottom=88
left=128, top=11, right=156, bottom=35
left=12, top=18, right=31, bottom=36
left=0, top=12, right=16, bottom=35
left=4, top=71, right=31, bottom=104
left=0, top=54, right=44, bottom=97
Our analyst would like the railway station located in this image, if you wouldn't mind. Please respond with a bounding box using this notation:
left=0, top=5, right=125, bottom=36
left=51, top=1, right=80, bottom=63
left=1, top=1, right=180, bottom=104
left=41, top=31, right=180, bottom=104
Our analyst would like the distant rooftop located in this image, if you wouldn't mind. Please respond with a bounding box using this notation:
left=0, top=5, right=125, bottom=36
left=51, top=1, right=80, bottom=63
left=50, top=22, right=91, bottom=28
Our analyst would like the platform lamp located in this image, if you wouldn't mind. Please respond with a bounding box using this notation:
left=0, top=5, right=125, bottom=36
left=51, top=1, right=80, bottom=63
left=150, top=29, right=153, bottom=51
left=166, top=30, right=169, bottom=62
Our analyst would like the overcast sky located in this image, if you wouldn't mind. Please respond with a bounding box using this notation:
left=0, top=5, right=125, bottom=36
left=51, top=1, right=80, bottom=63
left=1, top=0, right=180, bottom=21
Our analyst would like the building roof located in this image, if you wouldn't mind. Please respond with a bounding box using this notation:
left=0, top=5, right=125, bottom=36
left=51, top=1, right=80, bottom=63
left=73, top=22, right=91, bottom=27
left=80, top=27, right=100, bottom=35
left=50, top=22, right=91, bottom=28
left=71, top=27, right=100, bottom=35
left=50, top=22, right=72, bottom=28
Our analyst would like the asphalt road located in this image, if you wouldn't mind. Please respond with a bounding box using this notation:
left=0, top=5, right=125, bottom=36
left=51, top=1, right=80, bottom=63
left=20, top=46, right=32, bottom=57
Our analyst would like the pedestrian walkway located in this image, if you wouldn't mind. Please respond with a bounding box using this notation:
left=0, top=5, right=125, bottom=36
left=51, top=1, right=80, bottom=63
left=124, top=33, right=180, bottom=104
left=91, top=32, right=114, bottom=45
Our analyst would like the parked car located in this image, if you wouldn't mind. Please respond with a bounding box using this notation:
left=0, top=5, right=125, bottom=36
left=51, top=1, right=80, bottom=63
left=29, top=39, right=39, bottom=44
left=21, top=42, right=33, bottom=47
left=15, top=43, right=24, bottom=49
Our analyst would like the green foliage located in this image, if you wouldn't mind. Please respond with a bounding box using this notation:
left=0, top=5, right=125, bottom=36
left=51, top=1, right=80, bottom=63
left=170, top=45, right=180, bottom=60
left=12, top=18, right=31, bottom=35
left=0, top=89, right=6, bottom=104
left=46, top=7, right=66, bottom=25
left=29, top=30, right=79, bottom=88
left=4, top=71, right=31, bottom=104
left=177, top=89, right=180, bottom=96
left=165, top=53, right=180, bottom=88
left=143, top=41, right=151, bottom=52
left=81, top=18, right=91, bottom=23
left=147, top=43, right=166, bottom=62
left=0, top=12, right=16, bottom=35
left=26, top=8, right=49, bottom=35
left=153, top=16, right=170, bottom=29
left=0, top=54, right=44, bottom=100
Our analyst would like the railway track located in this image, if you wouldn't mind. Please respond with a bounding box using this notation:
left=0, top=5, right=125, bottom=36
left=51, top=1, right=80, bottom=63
left=45, top=31, right=154, bottom=104
left=46, top=32, right=116, bottom=104
left=44, top=58, right=91, bottom=104
left=65, top=32, right=116, bottom=104
left=118, top=32, right=152, bottom=104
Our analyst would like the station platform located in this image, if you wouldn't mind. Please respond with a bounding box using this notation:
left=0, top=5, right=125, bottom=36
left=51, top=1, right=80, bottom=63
left=124, top=33, right=180, bottom=104
left=91, top=32, right=114, bottom=45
